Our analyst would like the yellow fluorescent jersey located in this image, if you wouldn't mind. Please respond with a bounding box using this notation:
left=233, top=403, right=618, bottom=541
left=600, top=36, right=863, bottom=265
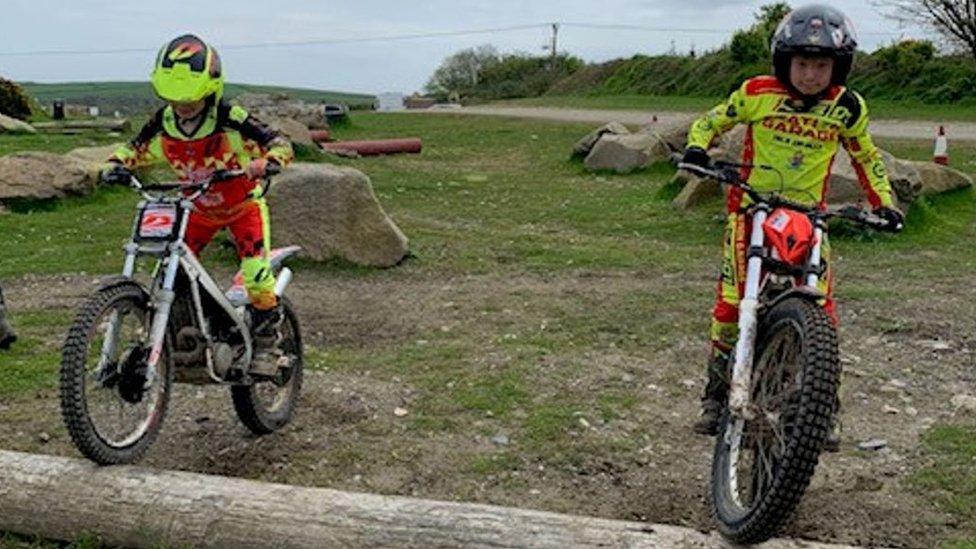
left=687, top=76, right=893, bottom=211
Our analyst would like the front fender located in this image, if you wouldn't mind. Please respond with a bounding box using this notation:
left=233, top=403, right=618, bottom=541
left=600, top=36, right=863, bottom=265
left=762, top=286, right=824, bottom=313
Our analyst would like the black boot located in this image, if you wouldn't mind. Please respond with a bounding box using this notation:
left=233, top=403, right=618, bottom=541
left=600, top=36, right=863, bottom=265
left=248, top=305, right=283, bottom=377
left=692, top=352, right=730, bottom=435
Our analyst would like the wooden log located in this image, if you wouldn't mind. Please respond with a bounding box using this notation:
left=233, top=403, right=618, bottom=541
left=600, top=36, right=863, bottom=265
left=33, top=119, right=131, bottom=133
left=0, top=450, right=855, bottom=549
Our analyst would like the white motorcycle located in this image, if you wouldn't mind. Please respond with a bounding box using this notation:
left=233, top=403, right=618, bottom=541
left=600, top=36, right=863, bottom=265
left=60, top=167, right=303, bottom=465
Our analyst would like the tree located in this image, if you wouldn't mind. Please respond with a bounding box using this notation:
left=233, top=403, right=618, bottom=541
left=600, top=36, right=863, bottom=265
left=425, top=45, right=500, bottom=98
left=874, top=1, right=976, bottom=61
left=729, top=2, right=792, bottom=64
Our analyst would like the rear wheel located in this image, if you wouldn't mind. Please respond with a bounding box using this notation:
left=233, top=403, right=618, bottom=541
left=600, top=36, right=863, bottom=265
left=231, top=297, right=303, bottom=434
left=710, top=297, right=839, bottom=544
left=60, top=282, right=173, bottom=465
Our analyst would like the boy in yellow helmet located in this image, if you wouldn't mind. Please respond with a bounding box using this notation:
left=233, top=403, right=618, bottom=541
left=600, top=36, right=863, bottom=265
left=681, top=5, right=904, bottom=447
left=104, top=34, right=293, bottom=376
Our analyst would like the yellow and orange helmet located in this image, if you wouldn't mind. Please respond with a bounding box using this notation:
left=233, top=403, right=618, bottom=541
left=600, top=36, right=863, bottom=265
left=151, top=34, right=223, bottom=102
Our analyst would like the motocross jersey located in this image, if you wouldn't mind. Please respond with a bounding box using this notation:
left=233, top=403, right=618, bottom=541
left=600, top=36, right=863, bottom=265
left=687, top=76, right=893, bottom=212
left=109, top=100, right=293, bottom=216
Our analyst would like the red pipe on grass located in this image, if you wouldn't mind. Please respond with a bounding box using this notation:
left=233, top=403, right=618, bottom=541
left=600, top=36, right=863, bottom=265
left=321, top=138, right=422, bottom=156
left=309, top=129, right=331, bottom=143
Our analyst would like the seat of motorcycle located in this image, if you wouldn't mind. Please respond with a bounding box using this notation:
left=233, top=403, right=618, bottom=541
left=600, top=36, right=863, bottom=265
left=225, top=245, right=302, bottom=307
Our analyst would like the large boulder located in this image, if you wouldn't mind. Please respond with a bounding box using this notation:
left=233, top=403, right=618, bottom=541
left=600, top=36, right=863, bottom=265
left=0, top=113, right=36, bottom=134
left=670, top=171, right=721, bottom=209
left=235, top=94, right=329, bottom=130
left=66, top=143, right=125, bottom=180
left=910, top=161, right=973, bottom=196
left=572, top=121, right=630, bottom=158
left=267, top=163, right=409, bottom=267
left=267, top=117, right=315, bottom=148
left=0, top=152, right=95, bottom=202
left=584, top=133, right=670, bottom=173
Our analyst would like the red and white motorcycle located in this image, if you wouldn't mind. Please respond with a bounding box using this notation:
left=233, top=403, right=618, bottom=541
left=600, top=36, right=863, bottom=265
left=677, top=158, right=902, bottom=543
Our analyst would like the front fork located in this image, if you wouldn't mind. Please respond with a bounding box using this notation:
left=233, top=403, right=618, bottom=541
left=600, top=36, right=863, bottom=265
left=727, top=210, right=825, bottom=420
left=101, top=242, right=181, bottom=388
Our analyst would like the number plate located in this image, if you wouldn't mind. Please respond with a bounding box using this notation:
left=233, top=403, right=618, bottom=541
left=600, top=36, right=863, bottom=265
left=138, top=204, right=178, bottom=239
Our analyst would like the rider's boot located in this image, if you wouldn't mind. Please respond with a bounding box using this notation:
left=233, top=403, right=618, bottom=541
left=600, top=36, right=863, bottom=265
left=692, top=351, right=730, bottom=435
left=0, top=288, right=17, bottom=351
left=249, top=304, right=283, bottom=377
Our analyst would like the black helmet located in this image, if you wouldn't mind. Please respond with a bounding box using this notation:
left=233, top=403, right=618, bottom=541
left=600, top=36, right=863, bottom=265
left=771, top=4, right=857, bottom=92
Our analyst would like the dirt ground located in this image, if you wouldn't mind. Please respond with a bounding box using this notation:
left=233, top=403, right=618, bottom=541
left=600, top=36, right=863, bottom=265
left=1, top=254, right=973, bottom=548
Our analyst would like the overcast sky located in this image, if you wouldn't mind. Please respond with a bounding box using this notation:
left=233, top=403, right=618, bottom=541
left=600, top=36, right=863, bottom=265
left=0, top=1, right=928, bottom=95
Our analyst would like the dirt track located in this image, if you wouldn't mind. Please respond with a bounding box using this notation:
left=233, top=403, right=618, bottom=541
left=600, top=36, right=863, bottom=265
left=438, top=106, right=976, bottom=141
left=1, top=262, right=972, bottom=548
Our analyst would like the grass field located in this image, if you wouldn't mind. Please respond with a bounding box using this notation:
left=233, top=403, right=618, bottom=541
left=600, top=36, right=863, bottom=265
left=495, top=94, right=976, bottom=122
left=0, top=112, right=974, bottom=547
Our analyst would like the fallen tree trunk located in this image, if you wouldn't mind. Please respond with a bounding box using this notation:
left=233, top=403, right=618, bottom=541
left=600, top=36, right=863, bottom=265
left=0, top=450, right=855, bottom=549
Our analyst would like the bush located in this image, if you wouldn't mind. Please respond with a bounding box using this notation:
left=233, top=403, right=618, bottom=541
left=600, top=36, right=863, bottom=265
left=0, top=77, right=33, bottom=120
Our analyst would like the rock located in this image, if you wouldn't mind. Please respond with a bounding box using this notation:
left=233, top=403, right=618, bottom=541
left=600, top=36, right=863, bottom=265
left=680, top=378, right=697, bottom=389
left=578, top=417, right=591, bottom=429
left=267, top=163, right=409, bottom=267
left=950, top=394, right=976, bottom=414
left=882, top=405, right=900, bottom=415
left=66, top=143, right=125, bottom=180
left=671, top=170, right=722, bottom=209
left=491, top=435, right=509, bottom=446
left=911, top=161, right=973, bottom=196
left=37, top=432, right=50, bottom=444
left=641, top=114, right=698, bottom=152
left=393, top=407, right=409, bottom=417
left=584, top=133, right=670, bottom=173
left=267, top=117, right=314, bottom=148
left=905, top=406, right=918, bottom=417
left=858, top=438, right=888, bottom=451
left=572, top=121, right=630, bottom=158
left=887, top=379, right=909, bottom=390
left=917, top=339, right=952, bottom=352
left=235, top=93, right=330, bottom=130
left=0, top=112, right=36, bottom=134
left=0, top=152, right=96, bottom=202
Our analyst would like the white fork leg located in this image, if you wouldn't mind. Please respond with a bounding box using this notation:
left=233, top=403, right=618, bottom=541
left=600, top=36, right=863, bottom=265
left=729, top=209, right=769, bottom=420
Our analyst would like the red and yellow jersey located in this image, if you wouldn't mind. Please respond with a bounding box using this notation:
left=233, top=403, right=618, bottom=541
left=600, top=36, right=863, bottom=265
left=687, top=76, right=893, bottom=211
left=109, top=100, right=293, bottom=215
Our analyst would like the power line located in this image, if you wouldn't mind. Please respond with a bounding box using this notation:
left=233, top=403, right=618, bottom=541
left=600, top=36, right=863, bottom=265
left=0, top=20, right=909, bottom=57
left=561, top=21, right=904, bottom=37
left=0, top=23, right=553, bottom=57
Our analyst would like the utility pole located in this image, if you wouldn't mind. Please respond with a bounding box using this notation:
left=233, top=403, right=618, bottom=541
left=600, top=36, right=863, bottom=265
left=550, top=23, right=559, bottom=68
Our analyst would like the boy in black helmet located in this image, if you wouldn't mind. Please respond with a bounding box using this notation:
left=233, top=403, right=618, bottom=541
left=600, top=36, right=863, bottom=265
left=681, top=4, right=904, bottom=448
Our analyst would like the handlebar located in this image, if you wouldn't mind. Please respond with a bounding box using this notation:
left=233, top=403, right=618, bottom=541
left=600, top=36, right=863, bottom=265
left=124, top=164, right=281, bottom=202
left=672, top=154, right=901, bottom=233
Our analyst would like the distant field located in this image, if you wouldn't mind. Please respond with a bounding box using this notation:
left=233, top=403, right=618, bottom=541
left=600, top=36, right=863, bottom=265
left=21, top=81, right=377, bottom=116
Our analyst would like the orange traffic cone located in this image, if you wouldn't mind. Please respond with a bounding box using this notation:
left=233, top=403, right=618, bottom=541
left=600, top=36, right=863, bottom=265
left=933, top=125, right=949, bottom=165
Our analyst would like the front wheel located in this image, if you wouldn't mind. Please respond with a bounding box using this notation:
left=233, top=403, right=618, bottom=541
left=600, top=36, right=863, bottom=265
left=59, top=282, right=173, bottom=465
left=231, top=297, right=303, bottom=434
left=710, top=297, right=839, bottom=544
